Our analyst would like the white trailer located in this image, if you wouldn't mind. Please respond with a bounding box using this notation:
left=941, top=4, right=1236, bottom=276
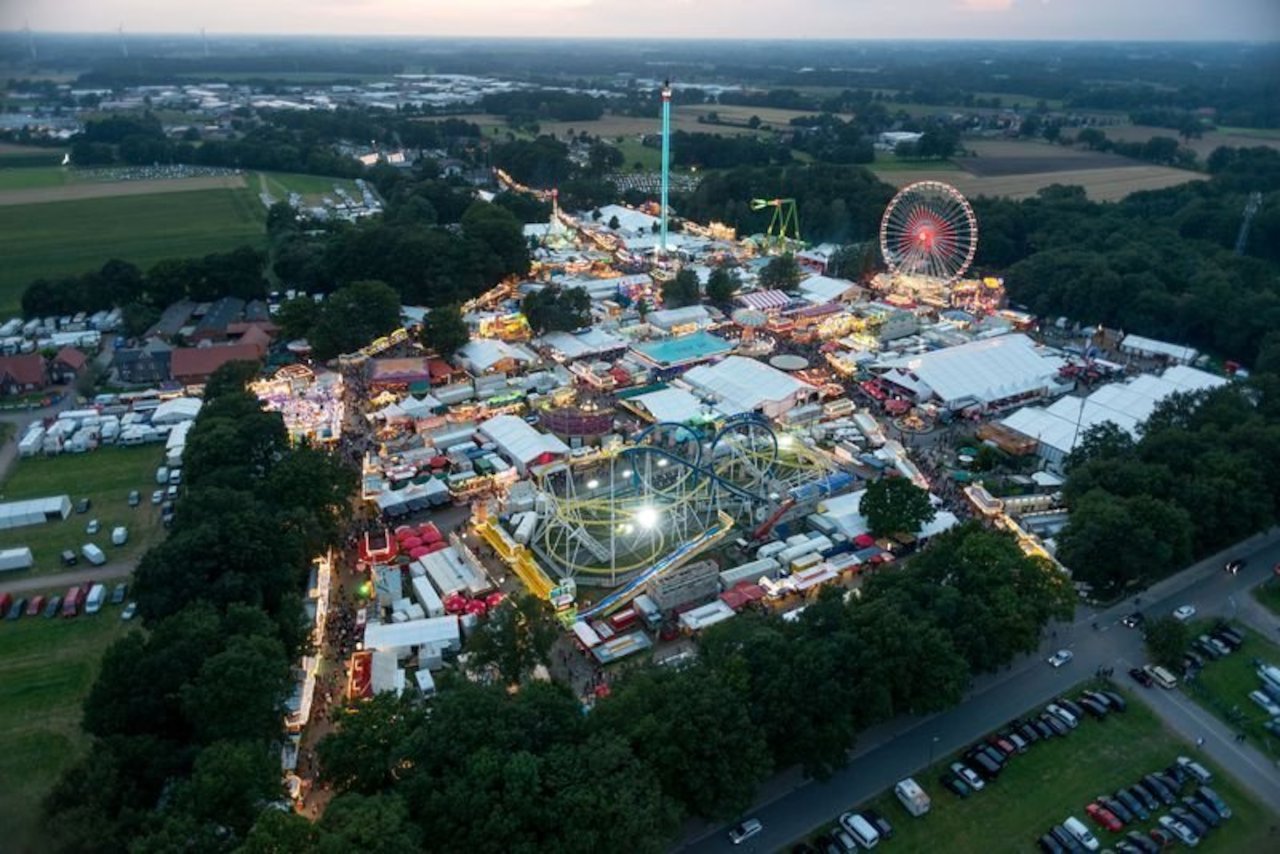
left=411, top=575, right=446, bottom=619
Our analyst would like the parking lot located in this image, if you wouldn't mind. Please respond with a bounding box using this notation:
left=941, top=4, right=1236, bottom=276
left=791, top=683, right=1277, bottom=853
left=1181, top=623, right=1280, bottom=761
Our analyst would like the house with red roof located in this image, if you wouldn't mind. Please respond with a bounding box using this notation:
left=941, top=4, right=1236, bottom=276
left=52, top=347, right=88, bottom=384
left=0, top=354, right=48, bottom=395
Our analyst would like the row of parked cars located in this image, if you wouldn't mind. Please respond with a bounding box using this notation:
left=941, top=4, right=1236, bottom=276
left=799, top=807, right=896, bottom=853
left=0, top=583, right=135, bottom=622
left=1039, top=756, right=1230, bottom=852
left=938, top=687, right=1128, bottom=800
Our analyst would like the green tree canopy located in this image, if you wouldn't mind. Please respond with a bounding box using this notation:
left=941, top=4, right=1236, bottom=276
left=858, top=476, right=936, bottom=537
left=420, top=303, right=471, bottom=357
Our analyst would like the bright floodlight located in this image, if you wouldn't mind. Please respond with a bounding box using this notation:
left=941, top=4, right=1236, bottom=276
left=621, top=469, right=633, bottom=478
left=657, top=458, right=669, bottom=468
left=635, top=505, right=660, bottom=529
left=586, top=479, right=600, bottom=489
left=778, top=433, right=794, bottom=449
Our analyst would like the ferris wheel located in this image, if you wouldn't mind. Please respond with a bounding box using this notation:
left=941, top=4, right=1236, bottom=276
left=879, top=181, right=978, bottom=283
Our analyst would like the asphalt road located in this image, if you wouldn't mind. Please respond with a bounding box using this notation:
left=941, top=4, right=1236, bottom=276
left=0, top=561, right=134, bottom=596
left=679, top=528, right=1280, bottom=853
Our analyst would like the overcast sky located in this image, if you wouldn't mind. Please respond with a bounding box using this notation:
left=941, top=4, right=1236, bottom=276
left=4, top=0, right=1279, bottom=41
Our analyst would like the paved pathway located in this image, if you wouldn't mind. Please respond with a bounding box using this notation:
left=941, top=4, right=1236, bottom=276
left=679, top=528, right=1280, bottom=853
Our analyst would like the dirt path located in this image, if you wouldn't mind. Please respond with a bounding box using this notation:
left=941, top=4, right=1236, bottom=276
left=0, top=560, right=135, bottom=595
left=0, top=174, right=247, bottom=207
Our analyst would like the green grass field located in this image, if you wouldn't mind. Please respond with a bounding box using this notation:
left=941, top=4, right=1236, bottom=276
left=0, top=612, right=132, bottom=852
left=870, top=152, right=961, bottom=172
left=613, top=138, right=663, bottom=172
left=0, top=166, right=72, bottom=190
left=0, top=145, right=67, bottom=169
left=258, top=170, right=362, bottom=205
left=1183, top=623, right=1280, bottom=760
left=0, top=186, right=265, bottom=316
left=1216, top=126, right=1280, bottom=140
left=1252, top=580, right=1280, bottom=617
left=800, top=684, right=1277, bottom=853
left=0, top=446, right=166, bottom=574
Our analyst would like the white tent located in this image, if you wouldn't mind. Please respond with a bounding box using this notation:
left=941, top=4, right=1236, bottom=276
left=151, top=397, right=203, bottom=425
left=0, top=495, right=71, bottom=531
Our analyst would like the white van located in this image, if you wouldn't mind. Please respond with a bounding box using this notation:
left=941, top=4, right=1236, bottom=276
left=840, top=812, right=880, bottom=849
left=111, top=526, right=128, bottom=546
left=1144, top=664, right=1178, bottom=690
left=1063, top=816, right=1100, bottom=851
left=155, top=466, right=169, bottom=484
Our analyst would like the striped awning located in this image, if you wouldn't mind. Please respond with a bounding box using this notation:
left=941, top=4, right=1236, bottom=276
left=738, top=289, right=792, bottom=312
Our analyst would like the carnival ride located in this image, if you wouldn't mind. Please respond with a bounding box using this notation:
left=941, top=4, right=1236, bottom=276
left=751, top=197, right=801, bottom=252
left=530, top=414, right=845, bottom=588
left=879, top=181, right=978, bottom=284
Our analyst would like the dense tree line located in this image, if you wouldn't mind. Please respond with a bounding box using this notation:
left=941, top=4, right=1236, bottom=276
left=974, top=148, right=1280, bottom=368
left=675, top=163, right=896, bottom=245
left=480, top=90, right=606, bottom=124
left=298, top=524, right=1069, bottom=852
left=43, top=366, right=355, bottom=852
left=670, top=130, right=792, bottom=170
left=1057, top=376, right=1280, bottom=597
left=21, top=247, right=269, bottom=332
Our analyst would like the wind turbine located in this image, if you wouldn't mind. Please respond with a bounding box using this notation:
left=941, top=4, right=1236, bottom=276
left=117, top=24, right=129, bottom=59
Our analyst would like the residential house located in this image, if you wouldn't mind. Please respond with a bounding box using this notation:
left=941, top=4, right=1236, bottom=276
left=170, top=343, right=263, bottom=385
left=52, top=346, right=88, bottom=383
left=0, top=354, right=48, bottom=395
left=112, top=340, right=173, bottom=385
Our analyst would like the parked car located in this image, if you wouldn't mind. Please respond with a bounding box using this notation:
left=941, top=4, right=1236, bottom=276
left=728, top=819, right=763, bottom=846
left=1040, top=712, right=1069, bottom=736
left=6, top=598, right=26, bottom=620
left=1125, top=830, right=1159, bottom=853
left=1193, top=637, right=1222, bottom=660
left=1214, top=624, right=1244, bottom=646
left=128, top=489, right=141, bottom=507
left=1078, top=696, right=1109, bottom=720
left=966, top=750, right=1002, bottom=781
left=1201, top=634, right=1232, bottom=657
left=111, top=583, right=128, bottom=605
left=25, top=595, right=45, bottom=617
left=950, top=762, right=986, bottom=791
left=1063, top=816, right=1101, bottom=851
left=1038, top=833, right=1066, bottom=854
left=1056, top=697, right=1086, bottom=720
left=1029, top=717, right=1055, bottom=739
left=1141, top=775, right=1176, bottom=805
left=1121, top=611, right=1145, bottom=628
left=1248, top=690, right=1280, bottom=716
left=1177, top=756, right=1212, bottom=784
left=1147, top=827, right=1174, bottom=849
left=1049, top=825, right=1080, bottom=852
left=1086, top=802, right=1124, bottom=832
left=121, top=601, right=138, bottom=621
left=1100, top=690, right=1128, bottom=712
left=1016, top=720, right=1042, bottom=744
left=151, top=489, right=164, bottom=505
left=1183, top=650, right=1205, bottom=670
left=831, top=829, right=858, bottom=852
left=1224, top=558, right=1246, bottom=574
left=1195, top=785, right=1231, bottom=820
left=60, top=549, right=78, bottom=567
left=1115, top=787, right=1149, bottom=821
left=1127, top=783, right=1161, bottom=813
left=861, top=809, right=893, bottom=840
left=1170, top=806, right=1209, bottom=838
left=75, top=498, right=91, bottom=514
left=1048, top=649, right=1074, bottom=668
left=987, top=734, right=1018, bottom=757
left=1173, top=604, right=1197, bottom=621
left=1129, top=667, right=1154, bottom=688
left=940, top=771, right=972, bottom=798
left=1099, top=794, right=1133, bottom=824
left=1046, top=703, right=1079, bottom=729
left=43, top=595, right=62, bottom=618
left=1181, top=796, right=1220, bottom=829
left=1157, top=815, right=1199, bottom=847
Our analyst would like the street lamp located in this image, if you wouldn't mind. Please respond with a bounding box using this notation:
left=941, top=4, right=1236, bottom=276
left=928, top=735, right=940, bottom=768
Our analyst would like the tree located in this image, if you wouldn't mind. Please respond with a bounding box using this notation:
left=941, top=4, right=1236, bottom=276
left=1145, top=616, right=1191, bottom=673
left=521, top=286, right=590, bottom=334
left=608, top=214, right=621, bottom=230
left=242, top=809, right=318, bottom=853
left=316, top=793, right=423, bottom=854
left=660, top=268, right=701, bottom=309
left=420, top=304, right=470, bottom=357
left=310, top=280, right=401, bottom=360
left=705, top=267, right=740, bottom=304
left=203, top=359, right=263, bottom=403
left=274, top=295, right=319, bottom=342
left=1056, top=490, right=1192, bottom=597
left=759, top=253, right=802, bottom=291
left=465, top=594, right=559, bottom=686
left=592, top=665, right=771, bottom=819
left=859, top=477, right=936, bottom=537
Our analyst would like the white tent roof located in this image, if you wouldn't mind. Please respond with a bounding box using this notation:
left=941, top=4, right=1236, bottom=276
left=478, top=414, right=570, bottom=465
left=1000, top=365, right=1226, bottom=457
left=799, top=275, right=854, bottom=304
left=0, top=495, right=71, bottom=531
left=647, top=305, right=710, bottom=330
left=813, top=488, right=959, bottom=540
left=151, top=397, right=203, bottom=425
left=457, top=339, right=536, bottom=373
left=363, top=615, right=461, bottom=654
left=1120, top=333, right=1198, bottom=363
left=540, top=328, right=627, bottom=361
left=629, top=386, right=706, bottom=424
left=880, top=334, right=1067, bottom=408
left=682, top=355, right=810, bottom=415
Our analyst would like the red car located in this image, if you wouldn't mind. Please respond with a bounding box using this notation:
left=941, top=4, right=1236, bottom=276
left=1087, top=802, right=1124, bottom=832
left=986, top=735, right=1017, bottom=757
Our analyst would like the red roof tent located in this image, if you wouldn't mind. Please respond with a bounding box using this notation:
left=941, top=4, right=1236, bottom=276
left=418, top=523, right=442, bottom=543
left=348, top=651, right=374, bottom=700
left=721, top=581, right=766, bottom=611
left=360, top=529, right=397, bottom=563
left=853, top=534, right=876, bottom=548
left=427, top=358, right=454, bottom=384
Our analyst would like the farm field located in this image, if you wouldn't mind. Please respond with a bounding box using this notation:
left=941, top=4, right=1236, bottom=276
left=1098, top=124, right=1280, bottom=159
left=0, top=184, right=264, bottom=315
left=0, top=143, right=67, bottom=169
left=0, top=165, right=73, bottom=190
left=870, top=152, right=961, bottom=172
left=0, top=172, right=247, bottom=207
left=0, top=611, right=131, bottom=853
left=796, top=685, right=1276, bottom=853
left=450, top=103, right=827, bottom=142
left=0, top=445, right=167, bottom=575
